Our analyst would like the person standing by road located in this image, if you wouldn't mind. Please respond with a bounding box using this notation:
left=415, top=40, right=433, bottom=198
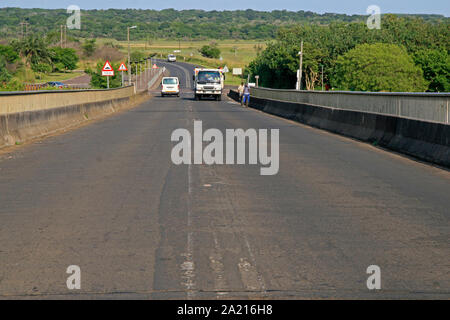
left=242, top=83, right=251, bottom=107
left=238, top=82, right=244, bottom=105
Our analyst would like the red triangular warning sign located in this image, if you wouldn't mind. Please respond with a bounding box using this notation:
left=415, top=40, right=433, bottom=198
left=101, top=60, right=115, bottom=76
left=102, top=61, right=114, bottom=72
left=118, top=63, right=128, bottom=72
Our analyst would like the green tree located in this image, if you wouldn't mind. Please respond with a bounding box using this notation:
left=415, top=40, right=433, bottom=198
left=199, top=45, right=221, bottom=59
left=11, top=36, right=53, bottom=69
left=82, top=39, right=97, bottom=57
left=0, top=8, right=447, bottom=41
left=50, top=47, right=79, bottom=71
left=0, top=55, right=12, bottom=84
left=130, top=50, right=147, bottom=62
left=248, top=15, right=449, bottom=90
left=247, top=41, right=298, bottom=89
left=413, top=48, right=450, bottom=92
left=332, top=43, right=427, bottom=92
left=0, top=45, right=19, bottom=63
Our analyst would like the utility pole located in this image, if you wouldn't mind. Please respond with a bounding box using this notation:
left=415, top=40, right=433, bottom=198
left=127, top=26, right=137, bottom=86
left=64, top=25, right=67, bottom=48
left=298, top=40, right=303, bottom=91
left=128, top=28, right=131, bottom=86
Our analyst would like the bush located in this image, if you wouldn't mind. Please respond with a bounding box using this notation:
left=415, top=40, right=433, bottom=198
left=0, top=78, right=24, bottom=91
left=53, top=62, right=66, bottom=72
left=131, top=50, right=147, bottom=62
left=82, top=39, right=97, bottom=57
left=199, top=45, right=221, bottom=59
left=51, top=47, right=79, bottom=71
left=86, top=61, right=121, bottom=89
left=32, top=62, right=52, bottom=75
left=0, top=55, right=12, bottom=83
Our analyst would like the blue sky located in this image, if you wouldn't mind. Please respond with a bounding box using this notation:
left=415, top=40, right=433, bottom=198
left=1, top=0, right=449, bottom=16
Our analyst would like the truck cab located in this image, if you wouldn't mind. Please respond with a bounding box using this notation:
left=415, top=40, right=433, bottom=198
left=193, top=68, right=224, bottom=101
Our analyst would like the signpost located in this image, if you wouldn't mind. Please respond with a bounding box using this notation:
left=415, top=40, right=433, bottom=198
left=102, top=61, right=115, bottom=89
left=232, top=68, right=242, bottom=76
left=118, top=63, right=128, bottom=87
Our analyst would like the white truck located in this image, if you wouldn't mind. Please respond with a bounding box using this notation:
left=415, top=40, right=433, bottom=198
left=193, top=68, right=225, bottom=101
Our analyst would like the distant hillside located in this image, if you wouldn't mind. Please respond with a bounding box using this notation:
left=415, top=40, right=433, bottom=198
left=0, top=8, right=448, bottom=40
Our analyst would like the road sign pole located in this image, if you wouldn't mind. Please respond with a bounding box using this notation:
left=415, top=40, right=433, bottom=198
left=121, top=71, right=124, bottom=87
left=102, top=61, right=115, bottom=88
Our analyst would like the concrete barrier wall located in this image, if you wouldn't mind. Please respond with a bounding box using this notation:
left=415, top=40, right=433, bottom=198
left=250, top=87, right=450, bottom=124
left=0, top=94, right=144, bottom=148
left=229, top=90, right=450, bottom=168
left=0, top=86, right=135, bottom=115
left=0, top=69, right=167, bottom=148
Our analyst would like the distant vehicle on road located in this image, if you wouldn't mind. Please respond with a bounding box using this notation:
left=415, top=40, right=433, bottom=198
left=193, top=68, right=224, bottom=101
left=161, top=77, right=180, bottom=97
left=46, top=81, right=68, bottom=89
left=167, top=54, right=177, bottom=62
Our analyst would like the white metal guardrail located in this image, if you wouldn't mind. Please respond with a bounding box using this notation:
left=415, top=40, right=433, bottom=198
left=250, top=87, right=450, bottom=124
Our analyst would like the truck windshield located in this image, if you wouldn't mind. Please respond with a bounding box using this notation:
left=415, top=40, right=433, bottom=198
left=197, top=71, right=220, bottom=83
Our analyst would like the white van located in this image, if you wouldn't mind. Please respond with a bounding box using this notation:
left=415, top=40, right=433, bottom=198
left=161, top=77, right=180, bottom=97
left=168, top=54, right=177, bottom=62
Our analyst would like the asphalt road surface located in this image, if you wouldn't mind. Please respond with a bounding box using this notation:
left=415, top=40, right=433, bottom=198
left=0, top=62, right=449, bottom=299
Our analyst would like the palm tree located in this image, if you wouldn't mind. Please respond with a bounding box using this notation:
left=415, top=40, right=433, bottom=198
left=11, top=36, right=54, bottom=80
left=11, top=36, right=53, bottom=68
